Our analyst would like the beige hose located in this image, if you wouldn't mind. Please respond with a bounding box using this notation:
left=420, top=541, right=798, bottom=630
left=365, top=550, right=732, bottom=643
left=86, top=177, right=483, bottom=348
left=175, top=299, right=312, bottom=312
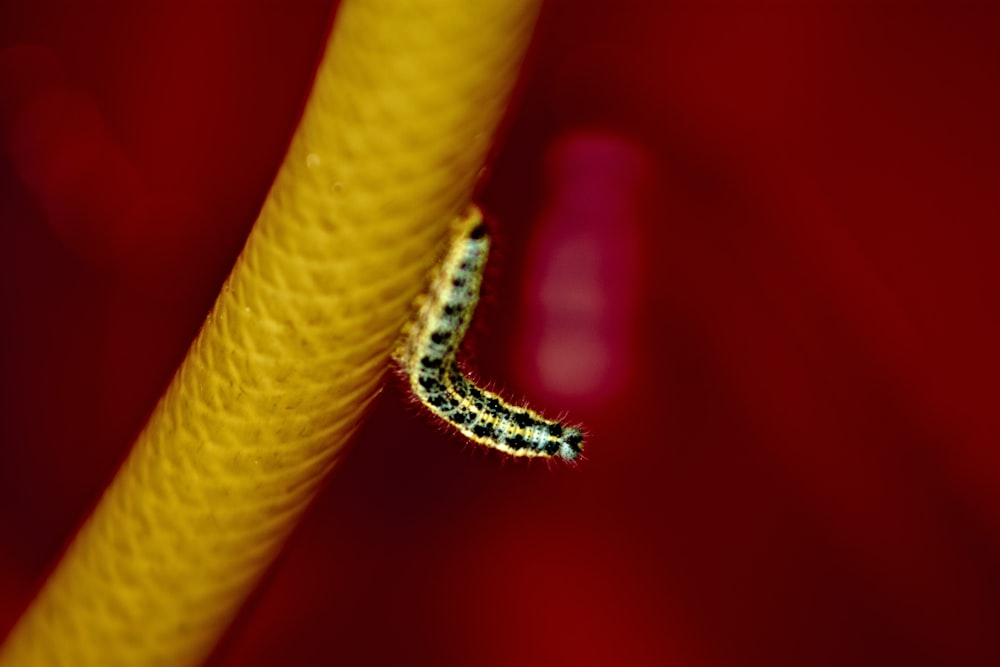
left=0, top=1, right=541, bottom=664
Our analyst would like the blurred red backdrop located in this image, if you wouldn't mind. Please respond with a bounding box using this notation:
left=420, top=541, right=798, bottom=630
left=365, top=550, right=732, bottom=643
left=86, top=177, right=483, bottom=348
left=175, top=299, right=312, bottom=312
left=2, top=1, right=1000, bottom=665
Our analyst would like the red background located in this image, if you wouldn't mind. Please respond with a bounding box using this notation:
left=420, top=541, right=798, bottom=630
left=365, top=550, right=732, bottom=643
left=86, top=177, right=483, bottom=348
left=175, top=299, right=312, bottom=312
left=3, top=1, right=1000, bottom=665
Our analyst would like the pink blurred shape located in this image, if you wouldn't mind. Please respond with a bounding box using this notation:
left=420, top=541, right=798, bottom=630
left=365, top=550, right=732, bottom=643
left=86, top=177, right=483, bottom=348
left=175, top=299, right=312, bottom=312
left=517, top=131, right=648, bottom=408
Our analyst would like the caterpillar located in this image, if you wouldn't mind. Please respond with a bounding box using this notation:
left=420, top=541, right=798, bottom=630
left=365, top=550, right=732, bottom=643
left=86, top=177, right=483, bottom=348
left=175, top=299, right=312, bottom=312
left=396, top=205, right=584, bottom=461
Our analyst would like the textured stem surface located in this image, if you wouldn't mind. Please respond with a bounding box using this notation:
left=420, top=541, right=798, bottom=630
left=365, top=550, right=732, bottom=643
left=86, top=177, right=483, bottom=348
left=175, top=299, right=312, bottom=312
left=0, top=1, right=541, bottom=665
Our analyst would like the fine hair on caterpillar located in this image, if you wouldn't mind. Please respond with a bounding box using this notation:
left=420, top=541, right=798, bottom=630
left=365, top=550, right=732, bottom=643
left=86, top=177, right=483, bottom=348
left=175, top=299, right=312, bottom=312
left=395, top=205, right=584, bottom=461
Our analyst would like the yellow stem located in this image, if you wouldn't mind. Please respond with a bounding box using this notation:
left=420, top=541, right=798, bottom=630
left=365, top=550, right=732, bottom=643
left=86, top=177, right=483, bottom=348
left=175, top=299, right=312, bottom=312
left=0, top=1, right=541, bottom=665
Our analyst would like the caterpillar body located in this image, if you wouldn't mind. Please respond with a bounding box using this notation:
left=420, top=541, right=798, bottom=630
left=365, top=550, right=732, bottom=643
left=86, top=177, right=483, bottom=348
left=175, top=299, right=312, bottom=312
left=396, top=205, right=584, bottom=462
